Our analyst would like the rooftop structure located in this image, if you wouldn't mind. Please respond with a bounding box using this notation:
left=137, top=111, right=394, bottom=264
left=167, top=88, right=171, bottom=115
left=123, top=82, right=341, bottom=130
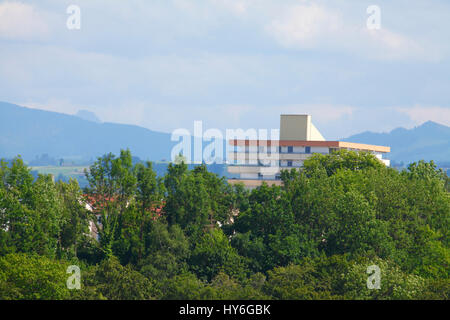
left=227, top=114, right=390, bottom=188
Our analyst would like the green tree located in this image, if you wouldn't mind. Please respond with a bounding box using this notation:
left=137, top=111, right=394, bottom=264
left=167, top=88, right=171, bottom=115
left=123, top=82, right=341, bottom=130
left=84, top=149, right=137, bottom=258
left=190, top=228, right=247, bottom=281
left=303, top=149, right=385, bottom=177
left=164, top=172, right=211, bottom=231
left=0, top=253, right=71, bottom=300
left=139, top=221, right=190, bottom=281
left=161, top=272, right=210, bottom=300
left=57, top=179, right=91, bottom=259
left=341, top=257, right=427, bottom=300
left=83, top=256, right=158, bottom=300
left=0, top=158, right=65, bottom=258
left=232, top=183, right=315, bottom=272
left=263, top=263, right=335, bottom=300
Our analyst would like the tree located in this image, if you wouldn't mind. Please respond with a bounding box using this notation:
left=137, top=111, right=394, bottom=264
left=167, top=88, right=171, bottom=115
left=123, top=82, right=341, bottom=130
left=341, top=257, right=427, bottom=300
left=0, top=158, right=66, bottom=258
left=57, top=178, right=91, bottom=259
left=407, top=160, right=446, bottom=182
left=139, top=221, right=190, bottom=281
left=189, top=228, right=247, bottom=281
left=1, top=149, right=448, bottom=300
left=231, top=183, right=314, bottom=272
left=161, top=272, right=210, bottom=300
left=0, top=253, right=72, bottom=300
left=164, top=161, right=188, bottom=197
left=263, top=263, right=335, bottom=300
left=135, top=161, right=165, bottom=216
left=303, top=149, right=385, bottom=177
left=84, top=149, right=137, bottom=258
left=323, top=188, right=393, bottom=259
left=164, top=172, right=211, bottom=231
left=208, top=272, right=269, bottom=300
left=0, top=157, right=35, bottom=255
left=83, top=256, right=158, bottom=300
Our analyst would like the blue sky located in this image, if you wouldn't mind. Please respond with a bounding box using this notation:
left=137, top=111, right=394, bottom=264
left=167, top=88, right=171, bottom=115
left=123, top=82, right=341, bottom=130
left=0, top=0, right=449, bottom=139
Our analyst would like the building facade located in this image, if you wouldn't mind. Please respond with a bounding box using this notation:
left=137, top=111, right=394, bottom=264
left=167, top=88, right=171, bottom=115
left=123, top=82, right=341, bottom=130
left=227, top=115, right=390, bottom=188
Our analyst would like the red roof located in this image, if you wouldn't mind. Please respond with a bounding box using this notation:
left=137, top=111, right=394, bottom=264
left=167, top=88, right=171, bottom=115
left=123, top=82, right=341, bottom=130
left=83, top=194, right=165, bottom=220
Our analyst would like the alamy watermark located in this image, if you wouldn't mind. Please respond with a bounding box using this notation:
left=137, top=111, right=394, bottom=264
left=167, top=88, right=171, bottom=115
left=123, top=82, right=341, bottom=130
left=66, top=265, right=81, bottom=290
left=67, top=5, right=81, bottom=30
left=366, top=265, right=381, bottom=290
left=171, top=121, right=280, bottom=173
left=367, top=5, right=381, bottom=30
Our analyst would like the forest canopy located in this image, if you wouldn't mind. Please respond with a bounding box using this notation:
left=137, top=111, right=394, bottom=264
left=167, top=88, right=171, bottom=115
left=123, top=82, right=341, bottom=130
left=0, top=149, right=448, bottom=300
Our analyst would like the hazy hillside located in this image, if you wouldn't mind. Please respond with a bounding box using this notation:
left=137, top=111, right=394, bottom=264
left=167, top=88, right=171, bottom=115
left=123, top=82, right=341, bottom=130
left=0, top=102, right=175, bottom=161
left=2, top=101, right=449, bottom=165
left=343, top=121, right=450, bottom=163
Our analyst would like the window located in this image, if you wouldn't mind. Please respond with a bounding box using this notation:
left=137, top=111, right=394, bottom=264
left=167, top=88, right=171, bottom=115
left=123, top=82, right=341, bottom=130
left=329, top=148, right=338, bottom=154
left=305, top=146, right=311, bottom=154
left=287, top=161, right=293, bottom=167
left=288, top=146, right=293, bottom=153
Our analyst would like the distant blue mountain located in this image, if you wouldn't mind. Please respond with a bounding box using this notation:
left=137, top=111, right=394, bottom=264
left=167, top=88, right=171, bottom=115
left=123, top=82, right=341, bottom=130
left=0, top=101, right=175, bottom=161
left=343, top=121, right=450, bottom=163
left=1, top=101, right=449, bottom=165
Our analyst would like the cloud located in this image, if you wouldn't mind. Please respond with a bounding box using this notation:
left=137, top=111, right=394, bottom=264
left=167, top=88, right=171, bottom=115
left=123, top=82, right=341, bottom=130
left=264, top=1, right=430, bottom=61
left=0, top=2, right=49, bottom=40
left=208, top=0, right=250, bottom=16
left=362, top=28, right=434, bottom=61
left=276, top=104, right=355, bottom=123
left=397, top=106, right=450, bottom=127
left=266, top=3, right=343, bottom=49
left=1, top=0, right=450, bottom=141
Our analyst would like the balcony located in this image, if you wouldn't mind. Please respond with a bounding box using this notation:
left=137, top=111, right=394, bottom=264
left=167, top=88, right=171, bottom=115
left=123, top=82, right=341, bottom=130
left=228, top=151, right=328, bottom=162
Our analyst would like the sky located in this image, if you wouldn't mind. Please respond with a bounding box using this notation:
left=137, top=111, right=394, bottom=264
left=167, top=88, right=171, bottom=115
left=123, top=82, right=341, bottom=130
left=0, top=0, right=449, bottom=139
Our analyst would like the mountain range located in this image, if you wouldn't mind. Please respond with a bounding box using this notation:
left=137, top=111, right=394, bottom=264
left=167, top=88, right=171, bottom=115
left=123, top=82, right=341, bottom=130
left=0, top=101, right=174, bottom=162
left=1, top=101, right=449, bottom=165
left=343, top=121, right=450, bottom=164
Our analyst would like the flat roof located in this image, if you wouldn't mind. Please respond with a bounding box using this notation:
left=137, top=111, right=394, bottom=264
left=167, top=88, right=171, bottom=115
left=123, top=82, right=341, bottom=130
left=229, top=140, right=390, bottom=153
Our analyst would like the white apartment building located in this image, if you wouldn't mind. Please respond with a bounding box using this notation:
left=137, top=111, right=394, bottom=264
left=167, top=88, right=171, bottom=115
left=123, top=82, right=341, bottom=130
left=227, top=114, right=390, bottom=188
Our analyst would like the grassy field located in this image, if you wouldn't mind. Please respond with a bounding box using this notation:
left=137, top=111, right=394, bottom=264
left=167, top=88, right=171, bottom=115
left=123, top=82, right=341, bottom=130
left=30, top=163, right=229, bottom=188
left=30, top=166, right=88, bottom=176
left=30, top=166, right=89, bottom=187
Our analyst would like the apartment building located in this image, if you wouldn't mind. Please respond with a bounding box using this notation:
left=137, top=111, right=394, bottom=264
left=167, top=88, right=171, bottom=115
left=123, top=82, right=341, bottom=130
left=227, top=115, right=390, bottom=188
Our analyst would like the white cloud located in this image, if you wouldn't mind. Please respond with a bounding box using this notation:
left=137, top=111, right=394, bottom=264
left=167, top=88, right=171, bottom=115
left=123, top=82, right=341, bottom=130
left=2, top=1, right=450, bottom=141
left=264, top=1, right=431, bottom=61
left=398, top=106, right=450, bottom=127
left=361, top=28, right=435, bottom=61
left=208, top=0, right=250, bottom=16
left=276, top=104, right=355, bottom=123
left=266, top=3, right=343, bottom=49
left=0, top=2, right=49, bottom=40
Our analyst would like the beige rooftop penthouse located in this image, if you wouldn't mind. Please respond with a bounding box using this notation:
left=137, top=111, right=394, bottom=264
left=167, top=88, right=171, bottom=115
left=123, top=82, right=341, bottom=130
left=227, top=114, right=391, bottom=188
left=280, top=115, right=325, bottom=141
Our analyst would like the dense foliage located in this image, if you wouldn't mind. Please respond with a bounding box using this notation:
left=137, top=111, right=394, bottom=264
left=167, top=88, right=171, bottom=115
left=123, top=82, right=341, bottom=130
left=0, top=150, right=448, bottom=300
